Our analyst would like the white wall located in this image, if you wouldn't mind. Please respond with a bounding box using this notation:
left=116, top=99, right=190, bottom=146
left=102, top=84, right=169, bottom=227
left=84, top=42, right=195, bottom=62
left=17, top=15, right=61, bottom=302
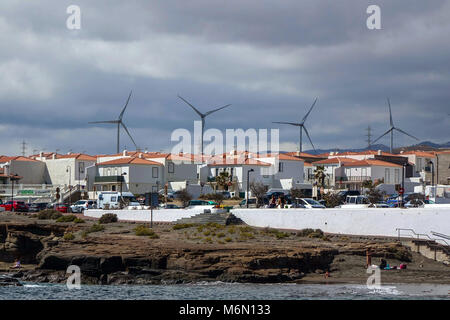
left=232, top=208, right=450, bottom=237
left=84, top=208, right=213, bottom=222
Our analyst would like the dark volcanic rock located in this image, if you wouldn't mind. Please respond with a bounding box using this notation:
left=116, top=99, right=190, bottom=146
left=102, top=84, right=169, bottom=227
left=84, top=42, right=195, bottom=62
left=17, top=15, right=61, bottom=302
left=0, top=274, right=23, bottom=286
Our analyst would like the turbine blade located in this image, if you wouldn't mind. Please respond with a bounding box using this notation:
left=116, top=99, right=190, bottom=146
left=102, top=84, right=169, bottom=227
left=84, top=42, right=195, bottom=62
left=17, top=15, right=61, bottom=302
left=301, top=97, right=318, bottom=124
left=121, top=122, right=138, bottom=149
left=395, top=127, right=419, bottom=141
left=177, top=95, right=204, bottom=117
left=302, top=126, right=316, bottom=153
left=371, top=128, right=393, bottom=144
left=88, top=120, right=119, bottom=124
left=119, top=90, right=133, bottom=120
left=204, top=104, right=231, bottom=116
left=387, top=98, right=393, bottom=127
left=272, top=121, right=302, bottom=126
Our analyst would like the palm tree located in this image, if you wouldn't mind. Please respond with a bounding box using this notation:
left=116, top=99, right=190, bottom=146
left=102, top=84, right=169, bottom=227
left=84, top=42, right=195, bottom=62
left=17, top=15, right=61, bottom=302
left=215, top=171, right=231, bottom=190
left=314, top=165, right=326, bottom=187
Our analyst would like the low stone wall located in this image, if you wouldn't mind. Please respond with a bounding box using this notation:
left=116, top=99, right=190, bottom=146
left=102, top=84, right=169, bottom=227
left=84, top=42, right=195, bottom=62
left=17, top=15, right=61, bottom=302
left=231, top=207, right=450, bottom=238
left=84, top=208, right=210, bottom=222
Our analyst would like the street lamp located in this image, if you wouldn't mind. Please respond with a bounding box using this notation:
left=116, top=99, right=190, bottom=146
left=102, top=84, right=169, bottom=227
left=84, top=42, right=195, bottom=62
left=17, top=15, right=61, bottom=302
left=10, top=174, right=20, bottom=208
left=246, top=168, right=254, bottom=208
left=120, top=172, right=127, bottom=193
left=66, top=166, right=71, bottom=209
left=428, top=161, right=435, bottom=198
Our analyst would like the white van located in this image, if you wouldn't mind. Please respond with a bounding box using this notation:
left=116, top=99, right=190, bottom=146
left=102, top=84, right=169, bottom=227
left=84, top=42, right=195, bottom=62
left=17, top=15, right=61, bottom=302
left=97, top=192, right=140, bottom=209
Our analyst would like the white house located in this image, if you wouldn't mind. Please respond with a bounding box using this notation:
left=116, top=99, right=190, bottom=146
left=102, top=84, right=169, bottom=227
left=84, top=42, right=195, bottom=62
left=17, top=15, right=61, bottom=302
left=334, top=159, right=403, bottom=190
left=88, top=156, right=164, bottom=194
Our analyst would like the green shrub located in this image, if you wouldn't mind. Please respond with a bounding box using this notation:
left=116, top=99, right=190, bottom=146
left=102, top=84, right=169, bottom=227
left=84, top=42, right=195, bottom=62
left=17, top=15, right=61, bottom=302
left=240, top=232, right=255, bottom=239
left=217, top=232, right=225, bottom=238
left=63, top=233, right=75, bottom=241
left=275, top=232, right=290, bottom=239
left=173, top=223, right=195, bottom=230
left=135, top=225, right=156, bottom=237
left=206, top=222, right=225, bottom=229
left=99, top=213, right=118, bottom=224
left=203, top=230, right=211, bottom=236
left=36, top=210, right=62, bottom=220
left=239, top=226, right=254, bottom=233
left=56, top=215, right=77, bottom=223
left=74, top=218, right=85, bottom=223
left=224, top=237, right=232, bottom=242
left=81, top=223, right=105, bottom=238
left=228, top=226, right=236, bottom=234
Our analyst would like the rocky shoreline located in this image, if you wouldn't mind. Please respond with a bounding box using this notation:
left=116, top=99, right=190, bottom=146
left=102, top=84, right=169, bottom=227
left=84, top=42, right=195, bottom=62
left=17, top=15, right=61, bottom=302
left=1, top=213, right=449, bottom=286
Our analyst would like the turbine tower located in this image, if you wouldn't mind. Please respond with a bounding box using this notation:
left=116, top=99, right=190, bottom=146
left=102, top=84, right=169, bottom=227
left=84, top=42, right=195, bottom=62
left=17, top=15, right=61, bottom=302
left=371, top=98, right=419, bottom=153
left=273, top=98, right=318, bottom=153
left=88, top=90, right=138, bottom=153
left=177, top=95, right=231, bottom=155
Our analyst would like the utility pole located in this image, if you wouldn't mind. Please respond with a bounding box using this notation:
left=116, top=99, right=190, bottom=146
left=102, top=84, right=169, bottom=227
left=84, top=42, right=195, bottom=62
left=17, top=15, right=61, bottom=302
left=366, top=126, right=372, bottom=149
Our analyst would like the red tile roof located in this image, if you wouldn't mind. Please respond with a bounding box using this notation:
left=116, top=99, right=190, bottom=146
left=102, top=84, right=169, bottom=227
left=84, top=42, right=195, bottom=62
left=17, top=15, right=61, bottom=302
left=284, top=152, right=322, bottom=158
left=258, top=153, right=304, bottom=162
left=341, top=159, right=402, bottom=168
left=208, top=158, right=271, bottom=167
left=400, top=150, right=437, bottom=157
left=97, top=157, right=163, bottom=166
left=312, top=157, right=358, bottom=165
left=0, top=156, right=40, bottom=163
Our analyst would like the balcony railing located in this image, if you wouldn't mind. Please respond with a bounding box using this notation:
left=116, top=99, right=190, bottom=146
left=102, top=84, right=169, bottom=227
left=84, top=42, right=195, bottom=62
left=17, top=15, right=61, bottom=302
left=335, top=176, right=371, bottom=183
left=94, top=176, right=125, bottom=183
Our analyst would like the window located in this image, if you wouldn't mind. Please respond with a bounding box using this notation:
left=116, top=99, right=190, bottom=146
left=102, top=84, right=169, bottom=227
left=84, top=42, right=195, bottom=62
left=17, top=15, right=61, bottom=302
left=152, top=167, right=159, bottom=178
left=79, top=162, right=85, bottom=174
left=394, top=169, right=400, bottom=184
left=168, top=162, right=174, bottom=173
left=362, top=168, right=367, bottom=177
left=107, top=169, right=111, bottom=176
left=215, top=168, right=219, bottom=176
left=279, top=162, right=284, bottom=172
left=385, top=168, right=390, bottom=184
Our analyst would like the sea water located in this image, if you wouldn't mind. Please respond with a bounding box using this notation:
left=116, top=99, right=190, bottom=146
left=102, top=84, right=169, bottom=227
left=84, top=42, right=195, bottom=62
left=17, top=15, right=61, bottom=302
left=0, top=282, right=449, bottom=300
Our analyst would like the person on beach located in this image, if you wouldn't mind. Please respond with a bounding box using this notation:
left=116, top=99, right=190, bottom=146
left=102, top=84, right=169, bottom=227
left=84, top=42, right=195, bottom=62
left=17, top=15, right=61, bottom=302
left=269, top=196, right=276, bottom=208
left=11, top=259, right=21, bottom=269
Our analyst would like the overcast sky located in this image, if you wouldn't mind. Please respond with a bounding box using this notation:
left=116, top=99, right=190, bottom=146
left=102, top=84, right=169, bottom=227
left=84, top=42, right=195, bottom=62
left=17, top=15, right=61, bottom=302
left=1, top=0, right=449, bottom=155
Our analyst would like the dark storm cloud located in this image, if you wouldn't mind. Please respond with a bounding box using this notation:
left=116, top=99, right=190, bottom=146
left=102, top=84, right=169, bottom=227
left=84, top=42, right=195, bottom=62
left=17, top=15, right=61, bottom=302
left=0, top=0, right=449, bottom=155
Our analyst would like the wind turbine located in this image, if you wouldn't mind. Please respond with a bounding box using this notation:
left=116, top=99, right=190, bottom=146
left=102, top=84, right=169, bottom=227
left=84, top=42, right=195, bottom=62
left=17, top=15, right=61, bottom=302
left=371, top=98, right=419, bottom=153
left=177, top=95, right=231, bottom=155
left=88, top=90, right=138, bottom=154
left=273, top=98, right=318, bottom=153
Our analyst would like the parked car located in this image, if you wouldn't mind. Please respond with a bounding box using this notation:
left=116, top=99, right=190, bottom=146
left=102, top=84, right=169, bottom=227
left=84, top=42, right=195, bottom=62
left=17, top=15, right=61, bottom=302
left=0, top=199, right=4, bottom=212
left=297, top=198, right=326, bottom=209
left=404, top=199, right=435, bottom=208
left=160, top=203, right=181, bottom=209
left=239, top=198, right=257, bottom=208
left=337, top=190, right=360, bottom=204
left=70, top=200, right=96, bottom=213
left=53, top=204, right=69, bottom=213
left=188, top=200, right=218, bottom=207
left=0, top=201, right=29, bottom=212
left=28, top=202, right=50, bottom=212
left=218, top=191, right=231, bottom=199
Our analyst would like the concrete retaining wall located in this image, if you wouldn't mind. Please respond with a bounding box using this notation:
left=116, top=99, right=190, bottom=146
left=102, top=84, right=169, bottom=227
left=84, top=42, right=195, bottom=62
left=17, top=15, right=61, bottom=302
left=231, top=208, right=450, bottom=237
left=84, top=208, right=211, bottom=222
